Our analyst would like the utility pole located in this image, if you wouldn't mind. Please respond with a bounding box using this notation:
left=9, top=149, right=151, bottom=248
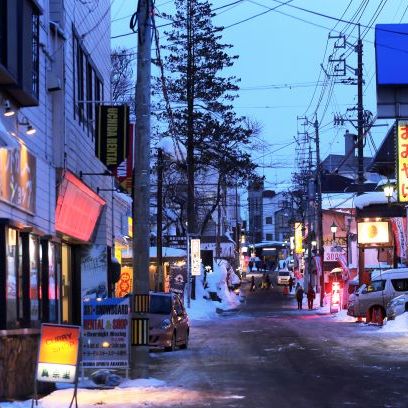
left=186, top=0, right=196, bottom=300
left=314, top=119, right=324, bottom=306
left=132, top=0, right=152, bottom=378
left=156, top=148, right=163, bottom=292
left=356, top=24, right=364, bottom=287
left=357, top=24, right=364, bottom=195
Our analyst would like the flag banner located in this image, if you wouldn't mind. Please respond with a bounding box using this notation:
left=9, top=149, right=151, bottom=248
left=337, top=253, right=350, bottom=281
left=96, top=105, right=129, bottom=169
left=391, top=217, right=407, bottom=260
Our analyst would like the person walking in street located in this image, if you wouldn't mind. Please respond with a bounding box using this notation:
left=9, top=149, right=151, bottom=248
left=307, top=285, right=316, bottom=310
left=248, top=260, right=253, bottom=273
left=250, top=275, right=256, bottom=292
left=296, top=284, right=304, bottom=310
left=288, top=276, right=294, bottom=293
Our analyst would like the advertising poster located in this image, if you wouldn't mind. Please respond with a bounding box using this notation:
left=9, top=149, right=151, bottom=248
left=36, top=324, right=80, bottom=383
left=82, top=297, right=130, bottom=369
left=115, top=265, right=133, bottom=298
left=170, top=263, right=187, bottom=296
left=81, top=245, right=108, bottom=300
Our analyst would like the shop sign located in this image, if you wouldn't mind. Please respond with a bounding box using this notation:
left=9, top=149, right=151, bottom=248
left=323, top=245, right=346, bottom=262
left=397, top=121, right=408, bottom=202
left=190, top=238, right=201, bottom=276
left=170, top=262, right=187, bottom=295
left=357, top=221, right=390, bottom=245
left=55, top=171, right=105, bottom=242
left=115, top=265, right=133, bottom=298
left=96, top=105, right=129, bottom=169
left=0, top=145, right=36, bottom=213
left=294, top=223, right=303, bottom=254
left=82, top=297, right=130, bottom=369
left=36, top=324, right=80, bottom=383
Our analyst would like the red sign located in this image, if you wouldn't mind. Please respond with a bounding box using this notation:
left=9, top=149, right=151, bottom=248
left=55, top=171, right=105, bottom=242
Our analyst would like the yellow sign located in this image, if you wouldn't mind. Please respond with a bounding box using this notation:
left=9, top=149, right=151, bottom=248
left=397, top=121, right=408, bottom=202
left=128, top=216, right=133, bottom=238
left=36, top=324, right=80, bottom=383
left=294, top=223, right=303, bottom=254
left=357, top=221, right=390, bottom=245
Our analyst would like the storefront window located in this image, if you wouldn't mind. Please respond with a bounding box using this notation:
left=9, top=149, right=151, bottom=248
left=48, top=242, right=58, bottom=322
left=6, top=228, right=18, bottom=328
left=29, top=234, right=40, bottom=323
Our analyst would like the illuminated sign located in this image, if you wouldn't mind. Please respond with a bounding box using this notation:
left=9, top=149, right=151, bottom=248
left=55, top=171, right=105, bottom=242
left=96, top=105, right=129, bottom=169
left=128, top=216, right=133, bottom=238
left=0, top=145, right=36, bottom=213
left=323, top=245, right=346, bottom=262
left=294, top=223, right=303, bottom=254
left=357, top=221, right=390, bottom=245
left=398, top=121, right=408, bottom=202
left=36, top=324, right=80, bottom=383
left=190, top=238, right=201, bottom=276
left=82, top=297, right=130, bottom=369
left=115, top=265, right=133, bottom=298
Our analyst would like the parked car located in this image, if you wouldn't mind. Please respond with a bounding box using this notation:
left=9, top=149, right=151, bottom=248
left=347, top=268, right=408, bottom=324
left=386, top=294, right=408, bottom=320
left=277, top=270, right=291, bottom=285
left=148, top=292, right=190, bottom=351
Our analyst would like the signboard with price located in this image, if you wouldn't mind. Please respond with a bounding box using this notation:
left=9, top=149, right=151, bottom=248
left=323, top=245, right=346, bottom=262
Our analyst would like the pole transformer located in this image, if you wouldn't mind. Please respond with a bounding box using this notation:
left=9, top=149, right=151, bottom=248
left=131, top=0, right=152, bottom=377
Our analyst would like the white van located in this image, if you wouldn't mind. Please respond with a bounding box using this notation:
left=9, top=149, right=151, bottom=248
left=347, top=268, right=408, bottom=324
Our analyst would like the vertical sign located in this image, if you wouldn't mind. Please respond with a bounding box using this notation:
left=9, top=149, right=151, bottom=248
left=170, top=262, right=188, bottom=295
left=397, top=121, right=408, bottom=202
left=82, top=297, right=130, bottom=369
left=96, top=105, right=129, bottom=169
left=190, top=238, right=201, bottom=276
left=294, top=223, right=303, bottom=254
left=36, top=324, right=80, bottom=383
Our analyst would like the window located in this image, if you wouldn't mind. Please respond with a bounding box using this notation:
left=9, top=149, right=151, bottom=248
left=366, top=280, right=386, bottom=293
left=29, top=234, right=40, bottom=323
left=6, top=228, right=18, bottom=328
left=265, top=217, right=272, bottom=225
left=266, top=233, right=273, bottom=241
left=391, top=279, right=408, bottom=292
left=73, top=28, right=104, bottom=138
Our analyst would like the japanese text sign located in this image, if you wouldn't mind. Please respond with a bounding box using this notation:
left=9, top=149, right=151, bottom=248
left=190, top=238, right=201, bottom=276
left=36, top=324, right=80, bottom=383
left=295, top=223, right=303, bottom=254
left=397, top=121, right=408, bottom=202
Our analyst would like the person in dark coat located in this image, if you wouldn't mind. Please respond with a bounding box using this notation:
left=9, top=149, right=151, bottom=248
left=248, top=261, right=253, bottom=273
left=307, top=285, right=316, bottom=310
left=250, top=275, right=256, bottom=291
left=296, top=285, right=304, bottom=310
left=288, top=276, right=294, bottom=293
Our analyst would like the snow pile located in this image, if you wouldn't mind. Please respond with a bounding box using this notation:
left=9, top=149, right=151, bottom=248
left=186, top=260, right=241, bottom=319
left=383, top=313, right=408, bottom=333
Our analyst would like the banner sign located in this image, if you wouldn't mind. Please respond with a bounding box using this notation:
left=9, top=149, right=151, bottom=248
left=294, top=223, right=303, bottom=254
left=314, top=255, right=322, bottom=277
left=337, top=253, right=350, bottom=281
left=170, top=262, right=188, bottom=295
left=391, top=217, right=407, bottom=259
left=36, top=324, right=80, bottom=383
left=0, top=145, right=36, bottom=214
left=82, top=297, right=130, bottom=369
left=81, top=245, right=108, bottom=300
left=397, top=121, right=408, bottom=202
left=96, top=105, right=129, bottom=169
left=115, top=265, right=133, bottom=298
left=190, top=238, right=201, bottom=276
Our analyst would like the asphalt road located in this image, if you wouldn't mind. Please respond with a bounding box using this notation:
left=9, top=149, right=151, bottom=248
left=149, top=274, right=408, bottom=408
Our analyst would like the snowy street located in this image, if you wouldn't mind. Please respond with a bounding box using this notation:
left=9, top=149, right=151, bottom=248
left=4, top=274, right=408, bottom=408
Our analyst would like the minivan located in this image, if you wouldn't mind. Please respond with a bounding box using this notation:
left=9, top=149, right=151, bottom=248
left=347, top=268, right=408, bottom=324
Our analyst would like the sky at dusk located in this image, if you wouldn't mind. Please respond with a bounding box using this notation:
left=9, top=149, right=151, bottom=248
left=110, top=1, right=408, bottom=193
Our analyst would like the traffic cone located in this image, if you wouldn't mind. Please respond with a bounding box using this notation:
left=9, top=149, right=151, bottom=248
left=283, top=285, right=289, bottom=295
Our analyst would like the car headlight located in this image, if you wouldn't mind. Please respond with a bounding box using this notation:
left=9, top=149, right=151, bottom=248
left=160, top=319, right=171, bottom=330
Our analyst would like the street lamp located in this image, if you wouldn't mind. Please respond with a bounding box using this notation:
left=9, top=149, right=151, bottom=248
left=330, top=222, right=338, bottom=241
left=383, top=180, right=394, bottom=204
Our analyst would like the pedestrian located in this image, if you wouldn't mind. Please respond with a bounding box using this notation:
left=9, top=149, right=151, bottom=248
left=288, top=276, right=294, bottom=293
left=261, top=273, right=267, bottom=289
left=250, top=275, right=256, bottom=292
left=265, top=274, right=271, bottom=289
left=296, top=284, right=304, bottom=310
left=248, top=260, right=253, bottom=273
left=307, top=285, right=316, bottom=310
